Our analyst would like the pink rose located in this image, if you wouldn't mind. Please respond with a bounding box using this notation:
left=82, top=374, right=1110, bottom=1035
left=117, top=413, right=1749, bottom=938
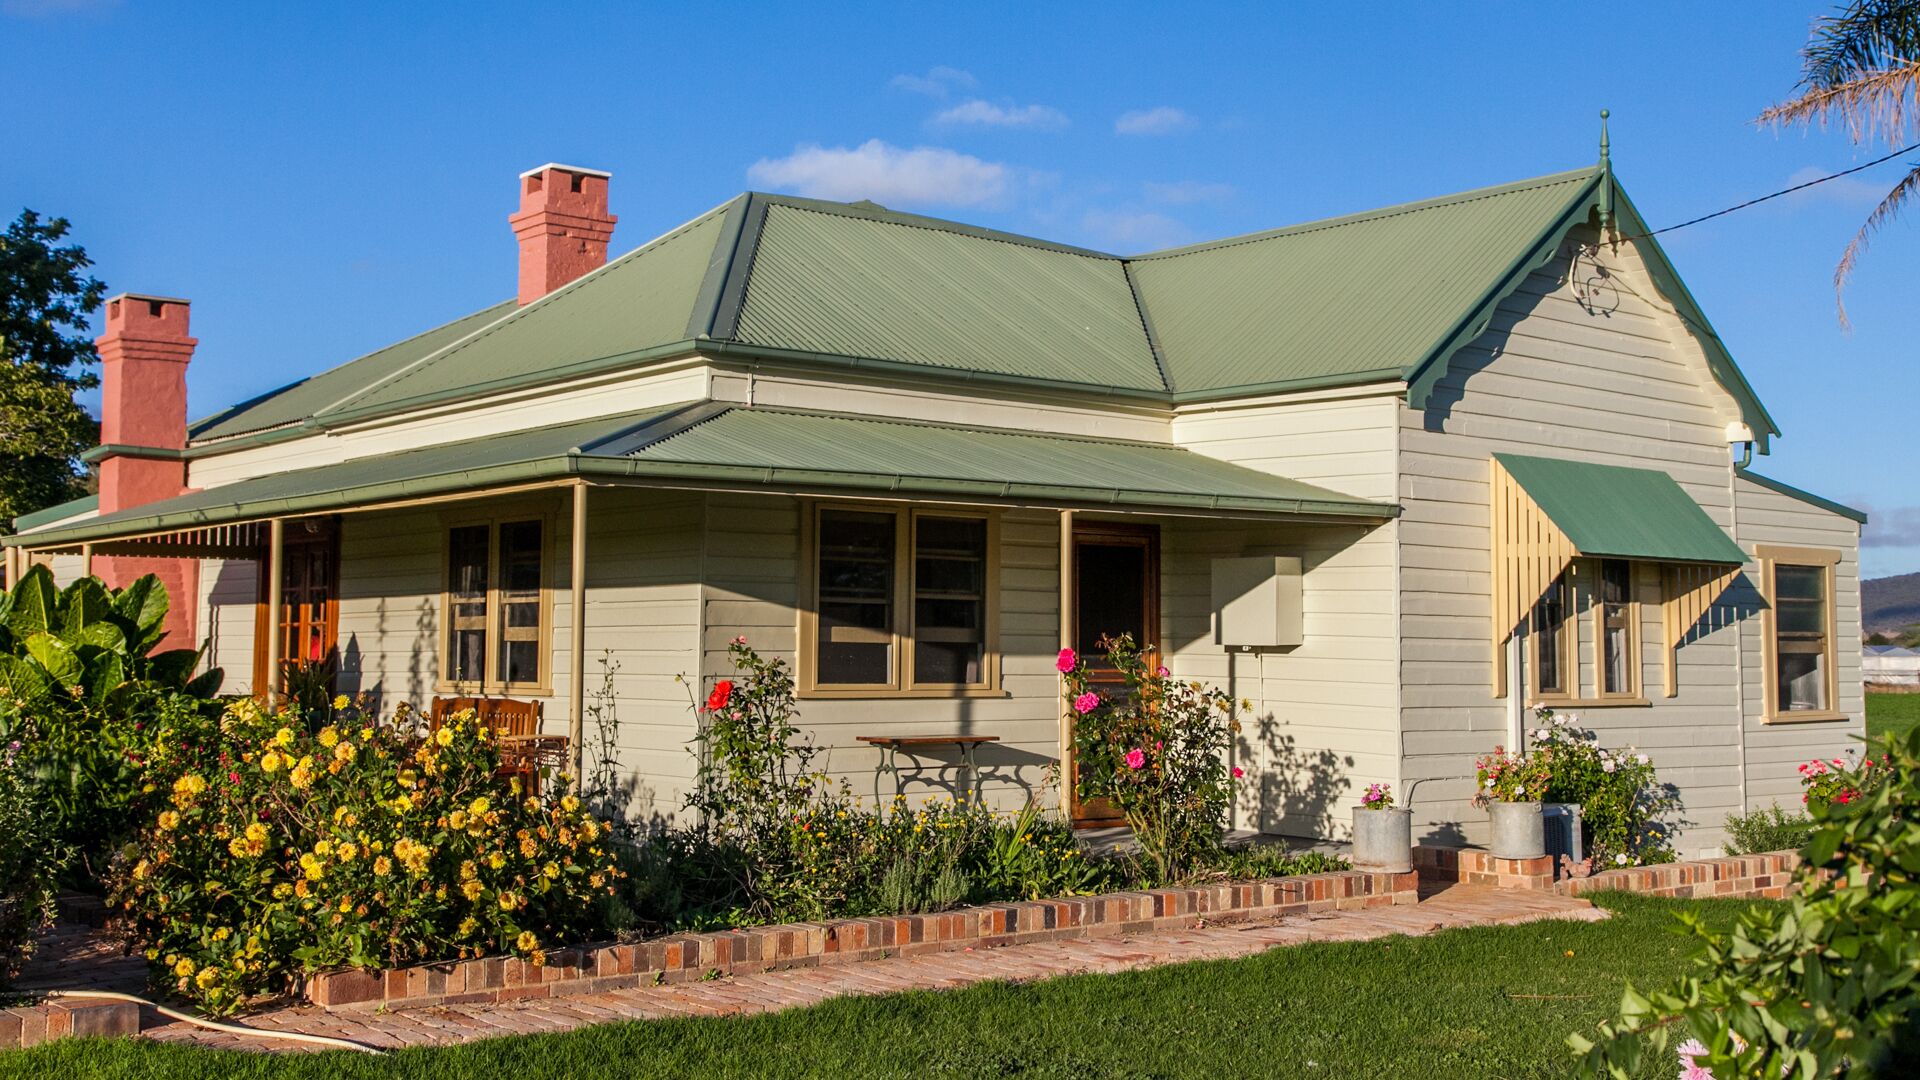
left=1055, top=648, right=1077, bottom=673
left=1073, top=691, right=1100, bottom=714
left=1124, top=748, right=1146, bottom=770
left=1231, top=766, right=1244, bottom=778
left=1156, top=666, right=1169, bottom=678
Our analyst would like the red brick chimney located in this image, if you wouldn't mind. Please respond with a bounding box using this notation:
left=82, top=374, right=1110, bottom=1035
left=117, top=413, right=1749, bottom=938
left=94, top=293, right=198, bottom=646
left=509, top=163, right=616, bottom=305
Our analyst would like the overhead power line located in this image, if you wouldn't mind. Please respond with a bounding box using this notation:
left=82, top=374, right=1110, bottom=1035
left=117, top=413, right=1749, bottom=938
left=1626, top=141, right=1920, bottom=240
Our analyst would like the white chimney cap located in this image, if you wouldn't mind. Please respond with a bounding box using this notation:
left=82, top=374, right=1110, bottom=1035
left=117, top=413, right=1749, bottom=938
left=1724, top=421, right=1756, bottom=444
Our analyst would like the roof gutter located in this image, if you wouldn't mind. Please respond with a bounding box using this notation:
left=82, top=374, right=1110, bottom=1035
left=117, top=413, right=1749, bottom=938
left=10, top=448, right=1397, bottom=551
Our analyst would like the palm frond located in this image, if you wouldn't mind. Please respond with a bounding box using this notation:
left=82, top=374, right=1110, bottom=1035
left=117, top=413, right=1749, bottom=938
left=1758, top=58, right=1920, bottom=143
left=1800, top=0, right=1920, bottom=89
left=1833, top=161, right=1920, bottom=328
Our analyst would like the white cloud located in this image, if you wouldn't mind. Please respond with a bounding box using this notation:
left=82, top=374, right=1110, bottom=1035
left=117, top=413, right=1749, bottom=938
left=1863, top=505, right=1920, bottom=548
left=1782, top=164, right=1889, bottom=208
left=1115, top=106, right=1196, bottom=136
left=933, top=99, right=1068, bottom=130
left=1080, top=209, right=1192, bottom=252
left=889, top=66, right=977, bottom=98
left=1143, top=180, right=1235, bottom=205
left=747, top=140, right=1008, bottom=207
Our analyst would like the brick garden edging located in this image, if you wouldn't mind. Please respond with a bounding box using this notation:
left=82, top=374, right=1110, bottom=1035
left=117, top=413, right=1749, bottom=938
left=306, top=868, right=1418, bottom=1012
left=1, top=998, right=140, bottom=1050
left=1414, top=846, right=1803, bottom=900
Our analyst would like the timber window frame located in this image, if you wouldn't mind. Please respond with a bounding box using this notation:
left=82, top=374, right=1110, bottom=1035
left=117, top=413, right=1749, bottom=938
left=1757, top=544, right=1844, bottom=723
left=797, top=501, right=1002, bottom=699
left=1528, top=558, right=1646, bottom=706
left=437, top=506, right=556, bottom=696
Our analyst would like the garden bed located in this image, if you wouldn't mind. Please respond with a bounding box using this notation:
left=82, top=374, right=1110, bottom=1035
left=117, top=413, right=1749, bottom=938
left=306, top=867, right=1418, bottom=1012
left=1413, top=846, right=1801, bottom=899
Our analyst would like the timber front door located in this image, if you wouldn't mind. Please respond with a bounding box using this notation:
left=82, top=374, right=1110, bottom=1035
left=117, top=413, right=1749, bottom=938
left=1069, top=521, right=1159, bottom=826
left=253, top=518, right=340, bottom=692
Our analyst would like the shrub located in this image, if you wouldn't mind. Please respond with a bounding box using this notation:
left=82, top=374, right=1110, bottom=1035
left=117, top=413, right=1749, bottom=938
left=1797, top=748, right=1890, bottom=814
left=0, top=566, right=222, bottom=874
left=111, top=698, right=622, bottom=1014
left=1572, top=725, right=1920, bottom=1076
left=1722, top=803, right=1814, bottom=856
left=1527, top=706, right=1677, bottom=866
left=0, top=739, right=69, bottom=989
left=1059, top=635, right=1244, bottom=883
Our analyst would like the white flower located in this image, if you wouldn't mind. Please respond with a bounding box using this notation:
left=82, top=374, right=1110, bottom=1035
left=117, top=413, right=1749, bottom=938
left=1636, top=753, right=1649, bottom=766
left=1615, top=853, right=1628, bottom=865
left=1602, top=760, right=1617, bottom=773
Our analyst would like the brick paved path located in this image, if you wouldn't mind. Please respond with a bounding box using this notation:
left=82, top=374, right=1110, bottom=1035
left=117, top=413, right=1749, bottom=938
left=20, top=883, right=1594, bottom=1054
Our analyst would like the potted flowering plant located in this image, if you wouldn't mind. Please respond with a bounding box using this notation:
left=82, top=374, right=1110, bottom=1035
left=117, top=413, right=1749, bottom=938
left=1473, top=746, right=1551, bottom=859
left=1349, top=782, right=1411, bottom=873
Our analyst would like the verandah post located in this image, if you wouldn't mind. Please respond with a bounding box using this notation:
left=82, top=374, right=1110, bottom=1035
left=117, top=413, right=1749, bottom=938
left=265, top=517, right=284, bottom=703
left=569, top=481, right=588, bottom=779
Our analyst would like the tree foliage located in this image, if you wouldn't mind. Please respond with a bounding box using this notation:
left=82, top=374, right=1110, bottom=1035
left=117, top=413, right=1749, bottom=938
left=1758, top=1, right=1920, bottom=324
left=1573, top=725, right=1920, bottom=1076
left=0, top=209, right=105, bottom=532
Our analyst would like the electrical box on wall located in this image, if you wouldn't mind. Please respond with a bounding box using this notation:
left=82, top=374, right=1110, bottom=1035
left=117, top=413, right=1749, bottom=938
left=1211, top=556, right=1303, bottom=648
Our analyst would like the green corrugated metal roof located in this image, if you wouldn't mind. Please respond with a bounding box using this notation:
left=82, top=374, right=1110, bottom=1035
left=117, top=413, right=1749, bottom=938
left=1130, top=171, right=1597, bottom=394
left=732, top=201, right=1164, bottom=391
left=1736, top=468, right=1868, bottom=524
left=12, top=493, right=98, bottom=533
left=319, top=202, right=733, bottom=419
left=621, top=407, right=1387, bottom=515
left=13, top=405, right=1393, bottom=549
left=191, top=301, right=517, bottom=441
left=179, top=167, right=1777, bottom=455
left=1495, top=452, right=1748, bottom=564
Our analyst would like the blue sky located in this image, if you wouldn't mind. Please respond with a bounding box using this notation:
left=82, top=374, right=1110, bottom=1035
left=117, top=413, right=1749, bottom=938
left=3, top=0, right=1915, bottom=575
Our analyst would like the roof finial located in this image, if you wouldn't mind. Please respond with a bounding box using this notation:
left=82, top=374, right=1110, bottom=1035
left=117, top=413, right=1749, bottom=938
left=1596, top=109, right=1615, bottom=241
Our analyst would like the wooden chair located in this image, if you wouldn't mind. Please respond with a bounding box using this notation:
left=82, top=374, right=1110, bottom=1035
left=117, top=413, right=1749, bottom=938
left=428, top=696, right=566, bottom=795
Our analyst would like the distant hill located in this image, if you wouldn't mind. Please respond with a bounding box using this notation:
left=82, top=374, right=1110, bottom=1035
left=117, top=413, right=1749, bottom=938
left=1864, top=573, right=1920, bottom=636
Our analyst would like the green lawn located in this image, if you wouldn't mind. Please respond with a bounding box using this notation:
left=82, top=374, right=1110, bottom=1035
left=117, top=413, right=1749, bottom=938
left=1867, top=691, right=1920, bottom=746
left=1, top=893, right=1763, bottom=1080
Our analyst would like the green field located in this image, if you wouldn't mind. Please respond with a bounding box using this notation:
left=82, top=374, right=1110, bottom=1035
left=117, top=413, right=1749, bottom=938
left=1867, top=691, right=1920, bottom=746
left=0, top=893, right=1760, bottom=1080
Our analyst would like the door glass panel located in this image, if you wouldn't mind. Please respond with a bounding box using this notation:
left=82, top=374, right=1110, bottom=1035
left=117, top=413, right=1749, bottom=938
left=496, top=520, right=542, bottom=685
left=818, top=510, right=895, bottom=685
left=914, top=516, right=986, bottom=685
left=448, top=524, right=489, bottom=683
left=1075, top=542, right=1147, bottom=660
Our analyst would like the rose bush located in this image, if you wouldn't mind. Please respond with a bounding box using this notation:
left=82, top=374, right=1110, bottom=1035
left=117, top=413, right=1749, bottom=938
left=111, top=696, right=621, bottom=1014
left=1798, top=749, right=1889, bottom=814
left=1060, top=634, right=1245, bottom=883
left=1528, top=706, right=1677, bottom=866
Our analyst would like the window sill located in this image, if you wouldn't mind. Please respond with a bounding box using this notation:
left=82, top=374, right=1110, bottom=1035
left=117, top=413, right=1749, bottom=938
left=1531, top=696, right=1651, bottom=709
left=1762, top=710, right=1849, bottom=725
left=798, top=687, right=1008, bottom=701
left=432, top=683, right=554, bottom=699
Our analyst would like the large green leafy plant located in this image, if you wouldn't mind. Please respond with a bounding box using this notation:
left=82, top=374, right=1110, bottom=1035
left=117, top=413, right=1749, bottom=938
left=0, top=739, right=69, bottom=989
left=1573, top=725, right=1920, bottom=1076
left=1528, top=706, right=1678, bottom=867
left=0, top=565, right=221, bottom=871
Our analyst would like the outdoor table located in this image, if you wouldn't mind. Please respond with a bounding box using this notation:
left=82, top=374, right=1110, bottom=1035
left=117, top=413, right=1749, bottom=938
left=855, top=734, right=1000, bottom=811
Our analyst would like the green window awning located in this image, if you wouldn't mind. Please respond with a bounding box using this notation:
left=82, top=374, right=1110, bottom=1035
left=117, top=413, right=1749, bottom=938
left=8, top=403, right=1397, bottom=550
left=1492, top=452, right=1747, bottom=565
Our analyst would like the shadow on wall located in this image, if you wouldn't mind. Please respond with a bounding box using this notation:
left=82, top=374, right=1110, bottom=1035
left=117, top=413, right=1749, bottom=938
left=1240, top=717, right=1352, bottom=839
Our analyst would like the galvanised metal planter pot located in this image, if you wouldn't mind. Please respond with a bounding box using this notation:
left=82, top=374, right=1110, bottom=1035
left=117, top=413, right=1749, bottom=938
left=1350, top=807, right=1413, bottom=872
left=1488, top=801, right=1546, bottom=860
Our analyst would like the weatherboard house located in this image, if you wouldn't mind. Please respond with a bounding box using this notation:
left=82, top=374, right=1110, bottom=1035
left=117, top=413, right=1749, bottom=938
left=4, top=149, right=1867, bottom=855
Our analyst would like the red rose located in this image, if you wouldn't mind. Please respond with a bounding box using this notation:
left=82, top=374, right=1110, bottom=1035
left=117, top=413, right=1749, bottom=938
left=706, top=680, right=734, bottom=712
